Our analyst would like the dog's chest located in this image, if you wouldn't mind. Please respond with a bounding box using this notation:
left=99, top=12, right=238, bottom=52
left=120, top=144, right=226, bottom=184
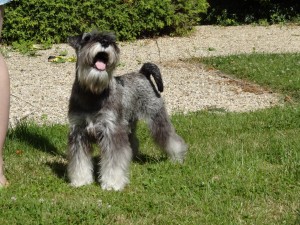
left=85, top=115, right=98, bottom=137
left=72, top=93, right=108, bottom=113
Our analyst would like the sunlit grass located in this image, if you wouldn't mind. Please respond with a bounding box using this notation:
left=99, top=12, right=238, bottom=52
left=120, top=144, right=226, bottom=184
left=193, top=53, right=300, bottom=101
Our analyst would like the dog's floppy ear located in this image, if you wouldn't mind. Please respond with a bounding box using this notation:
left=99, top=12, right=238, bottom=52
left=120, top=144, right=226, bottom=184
left=68, top=33, right=88, bottom=50
left=68, top=34, right=82, bottom=49
left=68, top=33, right=92, bottom=49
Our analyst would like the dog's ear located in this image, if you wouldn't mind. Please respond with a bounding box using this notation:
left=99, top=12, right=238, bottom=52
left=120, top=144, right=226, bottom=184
left=68, top=34, right=84, bottom=50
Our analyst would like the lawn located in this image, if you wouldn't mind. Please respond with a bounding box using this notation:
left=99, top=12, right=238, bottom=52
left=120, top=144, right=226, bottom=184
left=0, top=53, right=299, bottom=225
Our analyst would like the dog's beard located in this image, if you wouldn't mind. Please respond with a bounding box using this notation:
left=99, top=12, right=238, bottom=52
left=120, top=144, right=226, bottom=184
left=78, top=67, right=110, bottom=93
left=77, top=42, right=119, bottom=93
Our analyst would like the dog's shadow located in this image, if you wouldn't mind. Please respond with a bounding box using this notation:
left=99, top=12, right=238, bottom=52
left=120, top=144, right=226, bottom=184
left=47, top=161, right=68, bottom=181
left=133, top=153, right=167, bottom=165
left=7, top=122, right=69, bottom=180
left=7, top=122, right=64, bottom=156
left=46, top=156, right=103, bottom=182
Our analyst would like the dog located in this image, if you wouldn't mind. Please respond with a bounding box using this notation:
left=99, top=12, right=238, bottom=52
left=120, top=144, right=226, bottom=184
left=67, top=31, right=187, bottom=191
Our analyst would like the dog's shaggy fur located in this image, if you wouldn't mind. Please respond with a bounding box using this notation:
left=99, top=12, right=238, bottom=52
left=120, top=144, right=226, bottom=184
left=67, top=31, right=187, bottom=191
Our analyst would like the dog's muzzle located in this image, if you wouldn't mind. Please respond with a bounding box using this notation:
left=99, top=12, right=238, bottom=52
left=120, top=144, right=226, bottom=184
left=93, top=52, right=109, bottom=71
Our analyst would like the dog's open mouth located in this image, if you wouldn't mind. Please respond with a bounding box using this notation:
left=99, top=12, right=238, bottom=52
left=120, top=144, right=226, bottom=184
left=93, top=52, right=109, bottom=71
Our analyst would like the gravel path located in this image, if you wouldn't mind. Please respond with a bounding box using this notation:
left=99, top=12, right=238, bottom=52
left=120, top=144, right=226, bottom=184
left=6, top=25, right=300, bottom=125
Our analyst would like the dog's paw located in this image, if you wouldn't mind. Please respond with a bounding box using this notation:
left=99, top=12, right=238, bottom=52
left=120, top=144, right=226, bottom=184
left=101, top=182, right=126, bottom=191
left=100, top=174, right=128, bottom=191
left=70, top=178, right=94, bottom=187
left=166, top=134, right=188, bottom=164
left=170, top=155, right=185, bottom=164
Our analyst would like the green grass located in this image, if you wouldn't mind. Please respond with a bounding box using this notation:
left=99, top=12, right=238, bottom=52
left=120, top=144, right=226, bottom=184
left=1, top=53, right=300, bottom=224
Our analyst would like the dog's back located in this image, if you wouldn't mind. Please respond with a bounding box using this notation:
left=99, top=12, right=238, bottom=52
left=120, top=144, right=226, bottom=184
left=116, top=69, right=165, bottom=121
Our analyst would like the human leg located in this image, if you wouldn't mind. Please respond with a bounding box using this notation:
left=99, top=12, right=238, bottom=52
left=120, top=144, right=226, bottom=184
left=0, top=5, right=10, bottom=187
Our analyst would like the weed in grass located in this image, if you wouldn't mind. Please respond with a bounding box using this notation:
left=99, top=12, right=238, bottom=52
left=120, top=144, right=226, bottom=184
left=59, top=49, right=68, bottom=57
left=0, top=45, right=10, bottom=58
left=258, top=19, right=269, bottom=26
left=12, top=40, right=53, bottom=56
left=208, top=47, right=216, bottom=52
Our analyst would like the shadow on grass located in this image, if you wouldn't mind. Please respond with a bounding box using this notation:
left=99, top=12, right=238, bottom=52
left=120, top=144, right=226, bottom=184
left=7, top=122, right=66, bottom=156
left=46, top=157, right=99, bottom=182
left=47, top=161, right=68, bottom=182
left=133, top=153, right=167, bottom=164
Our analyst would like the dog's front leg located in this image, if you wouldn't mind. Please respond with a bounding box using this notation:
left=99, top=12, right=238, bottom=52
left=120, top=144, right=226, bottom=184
left=67, top=125, right=94, bottom=187
left=98, top=123, right=132, bottom=191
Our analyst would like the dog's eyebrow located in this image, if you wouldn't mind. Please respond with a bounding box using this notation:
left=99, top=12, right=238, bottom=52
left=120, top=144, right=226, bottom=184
left=82, top=33, right=91, bottom=41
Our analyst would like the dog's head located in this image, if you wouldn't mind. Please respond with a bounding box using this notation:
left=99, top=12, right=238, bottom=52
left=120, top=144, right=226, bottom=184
left=68, top=31, right=120, bottom=93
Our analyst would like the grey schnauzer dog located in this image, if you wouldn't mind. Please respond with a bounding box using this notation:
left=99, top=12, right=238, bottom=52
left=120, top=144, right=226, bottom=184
left=67, top=31, right=187, bottom=191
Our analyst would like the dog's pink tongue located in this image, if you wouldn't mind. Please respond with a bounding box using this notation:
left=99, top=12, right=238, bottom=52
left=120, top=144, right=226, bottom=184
left=95, top=61, right=106, bottom=71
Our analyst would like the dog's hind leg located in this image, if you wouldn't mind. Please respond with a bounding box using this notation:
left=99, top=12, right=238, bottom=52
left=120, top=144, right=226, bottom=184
left=99, top=121, right=132, bottom=191
left=128, top=120, right=140, bottom=159
left=148, top=108, right=187, bottom=163
left=67, top=126, right=94, bottom=187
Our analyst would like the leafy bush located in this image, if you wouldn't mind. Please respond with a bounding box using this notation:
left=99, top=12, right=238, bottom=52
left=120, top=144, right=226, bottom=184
left=204, top=0, right=300, bottom=25
left=1, top=0, right=208, bottom=45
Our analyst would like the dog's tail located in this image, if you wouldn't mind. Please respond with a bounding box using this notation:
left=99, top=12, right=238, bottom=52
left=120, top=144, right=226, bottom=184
left=139, top=62, right=164, bottom=92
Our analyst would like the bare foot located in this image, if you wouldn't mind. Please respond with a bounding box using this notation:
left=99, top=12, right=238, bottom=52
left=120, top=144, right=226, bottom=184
left=0, top=174, right=9, bottom=187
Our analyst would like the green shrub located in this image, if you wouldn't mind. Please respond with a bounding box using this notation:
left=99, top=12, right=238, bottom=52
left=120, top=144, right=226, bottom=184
left=2, top=0, right=208, bottom=45
left=204, top=0, right=300, bottom=25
